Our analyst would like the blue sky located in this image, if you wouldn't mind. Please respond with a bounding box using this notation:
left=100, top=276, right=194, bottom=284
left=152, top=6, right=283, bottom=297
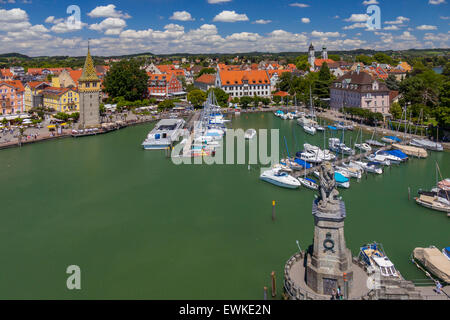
left=0, top=0, right=449, bottom=56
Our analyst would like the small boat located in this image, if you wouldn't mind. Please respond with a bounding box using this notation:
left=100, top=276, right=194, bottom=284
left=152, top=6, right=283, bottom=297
left=303, top=125, right=317, bottom=135
left=293, top=157, right=313, bottom=169
left=409, top=138, right=443, bottom=152
left=260, top=168, right=301, bottom=189
left=244, top=129, right=256, bottom=140
left=354, top=143, right=372, bottom=152
left=281, top=158, right=304, bottom=171
left=392, top=144, right=428, bottom=158
left=303, top=144, right=336, bottom=161
left=315, top=124, right=325, bottom=132
left=329, top=138, right=355, bottom=155
left=353, top=161, right=383, bottom=174
left=443, top=247, right=450, bottom=261
left=272, top=163, right=293, bottom=173
left=334, top=171, right=350, bottom=188
left=274, top=110, right=284, bottom=117
left=335, top=165, right=362, bottom=179
left=382, top=136, right=402, bottom=144
left=287, top=113, right=295, bottom=120
left=386, top=149, right=408, bottom=162
left=298, top=150, right=322, bottom=164
left=366, top=139, right=386, bottom=147
left=327, top=125, right=337, bottom=131
left=413, top=246, right=450, bottom=284
left=375, top=150, right=402, bottom=164
left=359, top=242, right=399, bottom=278
left=281, top=113, right=288, bottom=120
left=415, top=194, right=450, bottom=213
left=298, top=177, right=319, bottom=190
left=365, top=154, right=391, bottom=166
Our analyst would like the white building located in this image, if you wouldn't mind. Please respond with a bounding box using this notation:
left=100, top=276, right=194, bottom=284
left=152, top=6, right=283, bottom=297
left=215, top=70, right=271, bottom=98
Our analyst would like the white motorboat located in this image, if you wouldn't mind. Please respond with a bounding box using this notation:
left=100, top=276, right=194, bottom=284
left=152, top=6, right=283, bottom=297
left=315, top=124, right=325, bottom=131
left=280, top=158, right=304, bottom=171
left=365, top=154, right=391, bottom=166
left=375, top=150, right=402, bottom=164
left=281, top=114, right=288, bottom=120
left=298, top=177, right=319, bottom=190
left=304, top=144, right=336, bottom=161
left=244, top=129, right=257, bottom=140
left=260, top=168, right=301, bottom=189
left=272, top=163, right=293, bottom=173
left=303, top=125, right=316, bottom=135
left=354, top=161, right=383, bottom=174
left=328, top=138, right=355, bottom=155
left=287, top=113, right=294, bottom=120
left=335, top=165, right=362, bottom=179
left=142, top=118, right=186, bottom=150
left=355, top=143, right=372, bottom=152
left=299, top=150, right=322, bottom=164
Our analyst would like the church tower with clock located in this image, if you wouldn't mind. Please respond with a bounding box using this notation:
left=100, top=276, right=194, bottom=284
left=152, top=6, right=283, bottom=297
left=78, top=44, right=100, bottom=128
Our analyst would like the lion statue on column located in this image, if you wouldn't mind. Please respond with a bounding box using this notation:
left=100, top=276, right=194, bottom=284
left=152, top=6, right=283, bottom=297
left=317, top=162, right=340, bottom=212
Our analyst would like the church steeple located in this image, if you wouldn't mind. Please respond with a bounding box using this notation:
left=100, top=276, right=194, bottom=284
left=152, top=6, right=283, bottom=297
left=79, top=44, right=99, bottom=82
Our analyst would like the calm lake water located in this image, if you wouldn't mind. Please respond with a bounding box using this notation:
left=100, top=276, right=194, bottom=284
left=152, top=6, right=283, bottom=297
left=0, top=112, right=448, bottom=299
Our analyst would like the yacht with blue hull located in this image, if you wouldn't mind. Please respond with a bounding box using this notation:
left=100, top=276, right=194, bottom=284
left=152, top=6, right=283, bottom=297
left=142, top=119, right=186, bottom=150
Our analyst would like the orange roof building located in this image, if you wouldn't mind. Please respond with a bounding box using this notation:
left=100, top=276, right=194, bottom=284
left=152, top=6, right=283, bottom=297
left=216, top=70, right=271, bottom=98
left=0, top=80, right=25, bottom=114
left=0, top=68, right=13, bottom=80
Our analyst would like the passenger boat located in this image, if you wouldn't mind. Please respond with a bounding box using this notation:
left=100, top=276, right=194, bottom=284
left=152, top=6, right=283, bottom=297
left=303, top=125, right=317, bottom=135
left=359, top=242, right=399, bottom=278
left=409, top=138, right=443, bottom=152
left=381, top=136, right=402, bottom=144
left=260, top=168, right=301, bottom=189
left=142, top=118, right=186, bottom=150
left=392, top=144, right=428, bottom=158
left=354, top=143, right=372, bottom=152
left=244, top=129, right=257, bottom=140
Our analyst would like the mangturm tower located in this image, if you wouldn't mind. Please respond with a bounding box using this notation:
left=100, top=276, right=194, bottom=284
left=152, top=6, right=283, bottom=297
left=308, top=43, right=315, bottom=71
left=79, top=44, right=100, bottom=128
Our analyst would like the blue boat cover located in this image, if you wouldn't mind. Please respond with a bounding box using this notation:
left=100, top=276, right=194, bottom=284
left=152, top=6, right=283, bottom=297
left=334, top=172, right=349, bottom=183
left=294, top=158, right=312, bottom=169
left=306, top=178, right=316, bottom=183
left=328, top=125, right=337, bottom=130
left=155, top=133, right=160, bottom=139
left=385, top=136, right=402, bottom=142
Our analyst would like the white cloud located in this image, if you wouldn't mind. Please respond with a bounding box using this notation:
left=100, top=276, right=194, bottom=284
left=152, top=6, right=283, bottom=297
left=416, top=25, right=437, bottom=30
left=384, top=25, right=399, bottom=30
left=440, top=16, right=450, bottom=20
left=345, top=14, right=369, bottom=22
left=87, top=5, right=130, bottom=19
left=253, top=19, right=271, bottom=24
left=343, top=23, right=367, bottom=30
left=397, top=31, right=416, bottom=41
left=51, top=21, right=87, bottom=33
left=213, top=10, right=248, bottom=22
left=301, top=17, right=310, bottom=23
left=363, top=0, right=379, bottom=4
left=44, top=16, right=64, bottom=24
left=311, top=30, right=340, bottom=38
left=289, top=3, right=310, bottom=7
left=170, top=11, right=194, bottom=21
left=90, top=17, right=126, bottom=35
left=226, top=32, right=261, bottom=41
left=207, top=0, right=232, bottom=3
left=385, top=16, right=410, bottom=25
left=429, top=0, right=446, bottom=4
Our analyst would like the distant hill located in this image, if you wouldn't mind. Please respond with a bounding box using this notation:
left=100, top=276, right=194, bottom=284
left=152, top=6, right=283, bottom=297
left=0, top=53, right=30, bottom=59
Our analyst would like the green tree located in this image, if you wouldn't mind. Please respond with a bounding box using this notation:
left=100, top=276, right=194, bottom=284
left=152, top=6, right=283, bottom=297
left=356, top=55, right=374, bottom=65
left=187, top=89, right=206, bottom=107
left=295, top=55, right=309, bottom=71
left=385, top=74, right=400, bottom=91
left=272, top=95, right=282, bottom=106
left=390, top=102, right=403, bottom=119
left=196, top=67, right=216, bottom=79
left=104, top=59, right=149, bottom=101
left=240, top=96, right=253, bottom=108
left=158, top=100, right=175, bottom=109
left=328, top=54, right=341, bottom=62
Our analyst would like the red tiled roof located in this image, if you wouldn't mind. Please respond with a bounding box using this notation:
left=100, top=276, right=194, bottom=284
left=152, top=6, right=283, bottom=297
left=314, top=59, right=335, bottom=67
left=69, top=70, right=83, bottom=85
left=1, top=68, right=13, bottom=78
left=26, top=81, right=50, bottom=89
left=0, top=80, right=24, bottom=92
left=274, top=91, right=289, bottom=97
left=42, top=86, right=75, bottom=96
left=195, top=73, right=216, bottom=84
left=219, top=70, right=270, bottom=85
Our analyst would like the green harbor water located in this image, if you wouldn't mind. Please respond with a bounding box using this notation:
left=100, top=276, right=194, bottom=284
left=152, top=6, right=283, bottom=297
left=0, top=112, right=448, bottom=299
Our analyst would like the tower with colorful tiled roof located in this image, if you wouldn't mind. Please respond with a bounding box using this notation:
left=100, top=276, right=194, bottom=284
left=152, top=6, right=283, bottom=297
left=78, top=45, right=100, bottom=128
